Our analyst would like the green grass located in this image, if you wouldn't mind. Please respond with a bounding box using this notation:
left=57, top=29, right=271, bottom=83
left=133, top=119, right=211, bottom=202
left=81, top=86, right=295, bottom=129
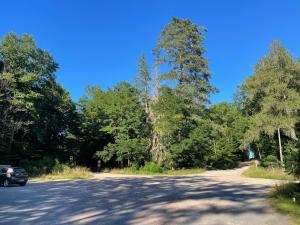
left=243, top=166, right=296, bottom=181
left=109, top=167, right=206, bottom=176
left=31, top=166, right=93, bottom=181
left=269, top=183, right=300, bottom=224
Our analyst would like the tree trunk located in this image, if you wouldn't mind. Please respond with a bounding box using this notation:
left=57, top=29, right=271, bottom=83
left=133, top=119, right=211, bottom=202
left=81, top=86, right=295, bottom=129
left=0, top=60, right=4, bottom=73
left=277, top=128, right=284, bottom=166
left=213, top=141, right=217, bottom=156
left=286, top=109, right=298, bottom=140
left=148, top=66, right=165, bottom=164
left=179, top=63, right=183, bottom=84
left=290, top=127, right=298, bottom=140
left=179, top=53, right=183, bottom=85
left=151, top=130, right=164, bottom=163
left=257, top=146, right=262, bottom=160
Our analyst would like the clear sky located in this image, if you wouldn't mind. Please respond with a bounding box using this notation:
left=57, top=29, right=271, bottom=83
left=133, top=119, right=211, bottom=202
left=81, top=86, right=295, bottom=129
left=1, top=0, right=300, bottom=104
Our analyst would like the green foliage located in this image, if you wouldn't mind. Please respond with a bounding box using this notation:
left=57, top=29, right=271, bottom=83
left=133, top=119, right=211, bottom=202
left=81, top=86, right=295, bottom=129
left=97, top=137, right=149, bottom=167
left=243, top=166, right=295, bottom=180
left=151, top=86, right=211, bottom=168
left=205, top=103, right=249, bottom=168
left=251, top=135, right=278, bottom=159
left=81, top=82, right=150, bottom=167
left=0, top=72, right=23, bottom=153
left=19, top=157, right=56, bottom=177
left=237, top=41, right=300, bottom=176
left=1, top=21, right=299, bottom=176
left=209, top=138, right=238, bottom=169
left=153, top=87, right=194, bottom=141
left=154, top=17, right=216, bottom=105
left=272, top=183, right=300, bottom=198
left=19, top=157, right=92, bottom=180
left=293, top=151, right=300, bottom=178
left=149, top=17, right=217, bottom=167
left=270, top=183, right=300, bottom=224
left=261, top=155, right=280, bottom=168
left=135, top=54, right=151, bottom=109
left=284, top=143, right=300, bottom=178
left=110, top=166, right=205, bottom=176
left=0, top=33, right=78, bottom=164
left=153, top=94, right=247, bottom=169
left=240, top=42, right=300, bottom=147
left=35, top=165, right=93, bottom=180
left=141, top=162, right=163, bottom=173
left=166, top=122, right=211, bottom=169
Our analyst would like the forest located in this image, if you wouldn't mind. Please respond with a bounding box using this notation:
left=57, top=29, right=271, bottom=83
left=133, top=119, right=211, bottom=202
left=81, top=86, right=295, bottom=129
left=1, top=17, right=300, bottom=177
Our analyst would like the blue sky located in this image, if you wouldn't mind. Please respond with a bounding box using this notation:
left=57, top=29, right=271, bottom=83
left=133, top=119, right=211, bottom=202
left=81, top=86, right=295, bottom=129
left=1, top=0, right=300, bottom=104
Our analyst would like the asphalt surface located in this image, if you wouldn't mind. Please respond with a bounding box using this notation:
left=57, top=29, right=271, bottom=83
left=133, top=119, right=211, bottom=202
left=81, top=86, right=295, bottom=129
left=0, top=167, right=291, bottom=225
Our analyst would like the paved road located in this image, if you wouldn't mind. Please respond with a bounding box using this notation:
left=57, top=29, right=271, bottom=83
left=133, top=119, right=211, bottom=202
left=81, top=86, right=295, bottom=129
left=0, top=167, right=291, bottom=225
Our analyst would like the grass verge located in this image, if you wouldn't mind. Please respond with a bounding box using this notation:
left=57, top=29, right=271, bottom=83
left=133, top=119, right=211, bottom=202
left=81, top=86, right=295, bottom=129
left=269, top=183, right=300, bottom=224
left=109, top=167, right=206, bottom=176
left=31, top=166, right=93, bottom=181
left=243, top=166, right=296, bottom=181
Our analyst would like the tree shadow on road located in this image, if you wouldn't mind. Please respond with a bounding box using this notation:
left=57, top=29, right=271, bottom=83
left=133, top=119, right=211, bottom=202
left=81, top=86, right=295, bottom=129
left=0, top=176, right=280, bottom=225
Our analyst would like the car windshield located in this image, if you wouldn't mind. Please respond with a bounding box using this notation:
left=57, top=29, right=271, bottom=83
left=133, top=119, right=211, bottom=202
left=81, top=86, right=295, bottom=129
left=13, top=167, right=26, bottom=173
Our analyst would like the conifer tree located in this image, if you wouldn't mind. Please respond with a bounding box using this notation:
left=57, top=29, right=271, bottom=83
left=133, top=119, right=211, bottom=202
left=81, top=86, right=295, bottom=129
left=154, top=17, right=216, bottom=106
left=242, top=41, right=300, bottom=166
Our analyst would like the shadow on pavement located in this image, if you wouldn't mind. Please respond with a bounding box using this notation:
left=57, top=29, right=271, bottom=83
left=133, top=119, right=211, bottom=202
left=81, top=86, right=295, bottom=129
left=0, top=176, right=278, bottom=225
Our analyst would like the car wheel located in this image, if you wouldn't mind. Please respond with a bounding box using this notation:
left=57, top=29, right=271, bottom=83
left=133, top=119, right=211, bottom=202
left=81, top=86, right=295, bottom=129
left=19, top=182, right=27, bottom=186
left=3, top=179, right=10, bottom=187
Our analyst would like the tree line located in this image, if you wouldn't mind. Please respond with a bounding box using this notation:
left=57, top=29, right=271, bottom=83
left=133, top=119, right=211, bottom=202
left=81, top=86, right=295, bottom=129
left=0, top=18, right=299, bottom=176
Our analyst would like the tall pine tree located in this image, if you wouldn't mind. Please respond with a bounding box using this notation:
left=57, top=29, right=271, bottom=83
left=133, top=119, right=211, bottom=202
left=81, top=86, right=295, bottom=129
left=154, top=17, right=216, bottom=107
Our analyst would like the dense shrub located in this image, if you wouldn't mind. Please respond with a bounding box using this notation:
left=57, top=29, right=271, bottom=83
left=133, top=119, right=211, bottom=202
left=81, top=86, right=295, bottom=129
left=284, top=142, right=300, bottom=178
left=19, top=157, right=56, bottom=177
left=166, top=124, right=211, bottom=169
left=211, top=155, right=237, bottom=169
left=140, top=162, right=163, bottom=173
left=270, top=183, right=300, bottom=224
left=39, top=165, right=93, bottom=180
left=209, top=138, right=238, bottom=169
left=19, top=157, right=81, bottom=178
left=272, top=183, right=300, bottom=199
left=261, top=155, right=280, bottom=168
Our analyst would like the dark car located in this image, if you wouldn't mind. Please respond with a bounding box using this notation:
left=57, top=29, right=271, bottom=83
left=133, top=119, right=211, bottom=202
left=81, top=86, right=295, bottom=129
left=0, top=165, right=28, bottom=187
